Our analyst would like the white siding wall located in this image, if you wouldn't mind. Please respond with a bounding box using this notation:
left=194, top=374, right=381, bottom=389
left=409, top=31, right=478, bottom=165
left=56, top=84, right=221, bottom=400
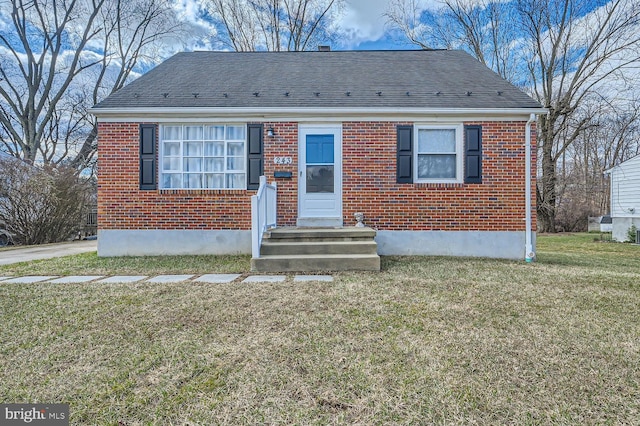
left=609, top=155, right=640, bottom=241
left=610, top=155, right=640, bottom=217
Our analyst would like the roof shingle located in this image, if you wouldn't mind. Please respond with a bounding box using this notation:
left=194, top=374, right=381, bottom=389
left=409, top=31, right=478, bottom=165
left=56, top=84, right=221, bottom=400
left=93, top=50, right=542, bottom=110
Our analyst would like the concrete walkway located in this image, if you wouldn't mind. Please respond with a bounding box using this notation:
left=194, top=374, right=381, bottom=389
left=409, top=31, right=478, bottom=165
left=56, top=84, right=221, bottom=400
left=0, top=240, right=97, bottom=265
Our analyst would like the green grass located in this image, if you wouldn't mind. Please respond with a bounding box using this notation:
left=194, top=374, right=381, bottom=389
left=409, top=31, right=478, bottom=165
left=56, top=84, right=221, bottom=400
left=1, top=234, right=639, bottom=424
left=537, top=232, right=640, bottom=270
left=0, top=252, right=251, bottom=276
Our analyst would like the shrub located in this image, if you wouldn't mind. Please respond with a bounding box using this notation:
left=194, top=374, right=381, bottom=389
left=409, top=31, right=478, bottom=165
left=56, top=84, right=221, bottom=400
left=628, top=224, right=638, bottom=243
left=0, top=157, right=92, bottom=245
left=554, top=197, right=597, bottom=232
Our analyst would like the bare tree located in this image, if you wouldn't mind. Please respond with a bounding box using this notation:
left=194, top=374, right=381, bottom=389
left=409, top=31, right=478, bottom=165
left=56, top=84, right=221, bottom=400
left=386, top=0, right=432, bottom=49
left=386, top=0, right=640, bottom=231
left=556, top=96, right=640, bottom=230
left=386, top=0, right=522, bottom=82
left=0, top=0, right=185, bottom=170
left=0, top=0, right=105, bottom=165
left=207, top=0, right=344, bottom=51
left=70, top=0, right=187, bottom=170
left=521, top=0, right=640, bottom=231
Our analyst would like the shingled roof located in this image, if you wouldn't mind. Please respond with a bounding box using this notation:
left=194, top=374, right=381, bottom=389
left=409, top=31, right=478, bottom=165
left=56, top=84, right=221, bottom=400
left=93, top=49, right=542, bottom=110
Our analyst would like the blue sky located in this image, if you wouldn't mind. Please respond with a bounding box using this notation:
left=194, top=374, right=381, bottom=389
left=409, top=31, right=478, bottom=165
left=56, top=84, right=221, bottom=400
left=335, top=0, right=416, bottom=50
left=336, top=0, right=608, bottom=50
left=176, top=0, right=431, bottom=51
left=176, top=0, right=609, bottom=52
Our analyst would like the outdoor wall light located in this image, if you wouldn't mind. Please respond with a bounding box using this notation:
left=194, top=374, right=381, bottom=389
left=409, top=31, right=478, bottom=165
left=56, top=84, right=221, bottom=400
left=267, top=126, right=275, bottom=137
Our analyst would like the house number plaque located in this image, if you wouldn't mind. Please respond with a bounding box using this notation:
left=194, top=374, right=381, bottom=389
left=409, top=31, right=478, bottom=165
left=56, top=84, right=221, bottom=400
left=273, top=156, right=293, bottom=165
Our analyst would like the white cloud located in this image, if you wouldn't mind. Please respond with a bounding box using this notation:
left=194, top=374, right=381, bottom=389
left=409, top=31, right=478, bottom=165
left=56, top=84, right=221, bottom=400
left=173, top=0, right=216, bottom=36
left=336, top=0, right=439, bottom=46
left=173, top=0, right=201, bottom=21
left=337, top=0, right=389, bottom=43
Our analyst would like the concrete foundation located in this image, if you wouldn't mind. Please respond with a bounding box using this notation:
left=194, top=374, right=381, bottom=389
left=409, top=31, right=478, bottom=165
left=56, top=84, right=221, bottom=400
left=375, top=230, right=535, bottom=260
left=98, top=230, right=251, bottom=256
left=98, top=229, right=536, bottom=260
left=611, top=217, right=640, bottom=242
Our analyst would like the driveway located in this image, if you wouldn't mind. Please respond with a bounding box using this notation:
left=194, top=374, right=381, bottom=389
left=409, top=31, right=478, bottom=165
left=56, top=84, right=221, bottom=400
left=0, top=240, right=97, bottom=265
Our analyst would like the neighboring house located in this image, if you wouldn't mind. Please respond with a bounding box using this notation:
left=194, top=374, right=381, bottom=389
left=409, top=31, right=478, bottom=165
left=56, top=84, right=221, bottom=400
left=588, top=215, right=613, bottom=233
left=600, top=215, right=613, bottom=233
left=91, top=49, right=545, bottom=262
left=607, top=155, right=640, bottom=241
left=588, top=216, right=601, bottom=232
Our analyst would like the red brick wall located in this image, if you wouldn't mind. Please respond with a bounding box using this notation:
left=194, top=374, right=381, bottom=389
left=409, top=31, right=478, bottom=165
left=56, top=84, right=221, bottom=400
left=341, top=121, right=536, bottom=231
left=98, top=122, right=251, bottom=230
left=263, top=122, right=299, bottom=226
left=98, top=120, right=536, bottom=232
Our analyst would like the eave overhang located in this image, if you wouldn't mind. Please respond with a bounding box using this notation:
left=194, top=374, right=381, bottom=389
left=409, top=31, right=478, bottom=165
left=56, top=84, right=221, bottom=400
left=90, top=106, right=549, bottom=122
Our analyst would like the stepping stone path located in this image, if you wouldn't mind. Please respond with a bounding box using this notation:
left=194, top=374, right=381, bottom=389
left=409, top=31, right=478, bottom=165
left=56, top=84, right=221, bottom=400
left=195, top=274, right=241, bottom=283
left=49, top=276, right=104, bottom=284
left=96, top=276, right=148, bottom=283
left=2, top=276, right=58, bottom=284
left=242, top=275, right=286, bottom=283
left=0, top=274, right=334, bottom=284
left=148, top=275, right=195, bottom=283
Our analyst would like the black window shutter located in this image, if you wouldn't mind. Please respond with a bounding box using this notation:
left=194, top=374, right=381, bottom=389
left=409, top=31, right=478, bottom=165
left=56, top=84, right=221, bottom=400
left=464, top=125, right=482, bottom=184
left=397, top=125, right=413, bottom=183
left=139, top=124, right=157, bottom=190
left=247, top=124, right=264, bottom=190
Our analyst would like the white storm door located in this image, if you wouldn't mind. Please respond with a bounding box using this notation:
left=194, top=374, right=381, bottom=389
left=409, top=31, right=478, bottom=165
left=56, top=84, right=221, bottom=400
left=298, top=125, right=342, bottom=222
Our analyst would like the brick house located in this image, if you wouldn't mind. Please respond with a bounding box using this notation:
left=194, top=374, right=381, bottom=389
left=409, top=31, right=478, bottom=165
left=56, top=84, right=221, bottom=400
left=91, top=49, right=545, bottom=268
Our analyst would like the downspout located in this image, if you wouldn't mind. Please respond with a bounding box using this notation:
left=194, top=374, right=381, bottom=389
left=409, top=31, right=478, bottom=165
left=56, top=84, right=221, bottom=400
left=525, top=113, right=536, bottom=262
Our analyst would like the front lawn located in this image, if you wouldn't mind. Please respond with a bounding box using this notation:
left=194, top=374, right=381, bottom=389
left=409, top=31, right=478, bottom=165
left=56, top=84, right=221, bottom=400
left=1, top=234, right=638, bottom=424
left=0, top=252, right=250, bottom=276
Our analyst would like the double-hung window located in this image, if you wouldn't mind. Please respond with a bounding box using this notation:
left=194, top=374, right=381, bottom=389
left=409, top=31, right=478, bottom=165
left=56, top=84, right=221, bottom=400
left=415, top=124, right=464, bottom=183
left=161, top=124, right=246, bottom=189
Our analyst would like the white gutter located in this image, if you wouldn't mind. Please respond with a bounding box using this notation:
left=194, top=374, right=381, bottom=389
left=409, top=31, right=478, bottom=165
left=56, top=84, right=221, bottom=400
left=90, top=106, right=548, bottom=119
left=525, top=113, right=536, bottom=262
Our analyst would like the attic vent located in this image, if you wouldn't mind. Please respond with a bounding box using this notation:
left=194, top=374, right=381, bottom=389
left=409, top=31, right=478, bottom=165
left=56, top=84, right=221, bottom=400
left=318, top=45, right=331, bottom=51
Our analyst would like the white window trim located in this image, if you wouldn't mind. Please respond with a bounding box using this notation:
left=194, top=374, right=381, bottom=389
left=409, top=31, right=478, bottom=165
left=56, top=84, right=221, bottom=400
left=159, top=123, right=247, bottom=190
left=413, top=123, right=464, bottom=184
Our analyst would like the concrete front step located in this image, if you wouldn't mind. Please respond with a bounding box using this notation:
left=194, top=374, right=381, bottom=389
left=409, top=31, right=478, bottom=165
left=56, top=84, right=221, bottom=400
left=267, top=227, right=376, bottom=242
left=251, top=254, right=381, bottom=272
left=253, top=226, right=381, bottom=272
left=260, top=240, right=377, bottom=256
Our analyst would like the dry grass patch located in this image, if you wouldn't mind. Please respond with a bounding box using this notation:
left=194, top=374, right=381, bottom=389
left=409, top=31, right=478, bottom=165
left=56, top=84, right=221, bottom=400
left=1, top=234, right=639, bottom=424
left=0, top=252, right=250, bottom=276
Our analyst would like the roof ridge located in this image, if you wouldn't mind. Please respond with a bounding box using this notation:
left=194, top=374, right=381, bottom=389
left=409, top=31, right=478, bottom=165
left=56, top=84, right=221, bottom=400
left=186, top=48, right=451, bottom=53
